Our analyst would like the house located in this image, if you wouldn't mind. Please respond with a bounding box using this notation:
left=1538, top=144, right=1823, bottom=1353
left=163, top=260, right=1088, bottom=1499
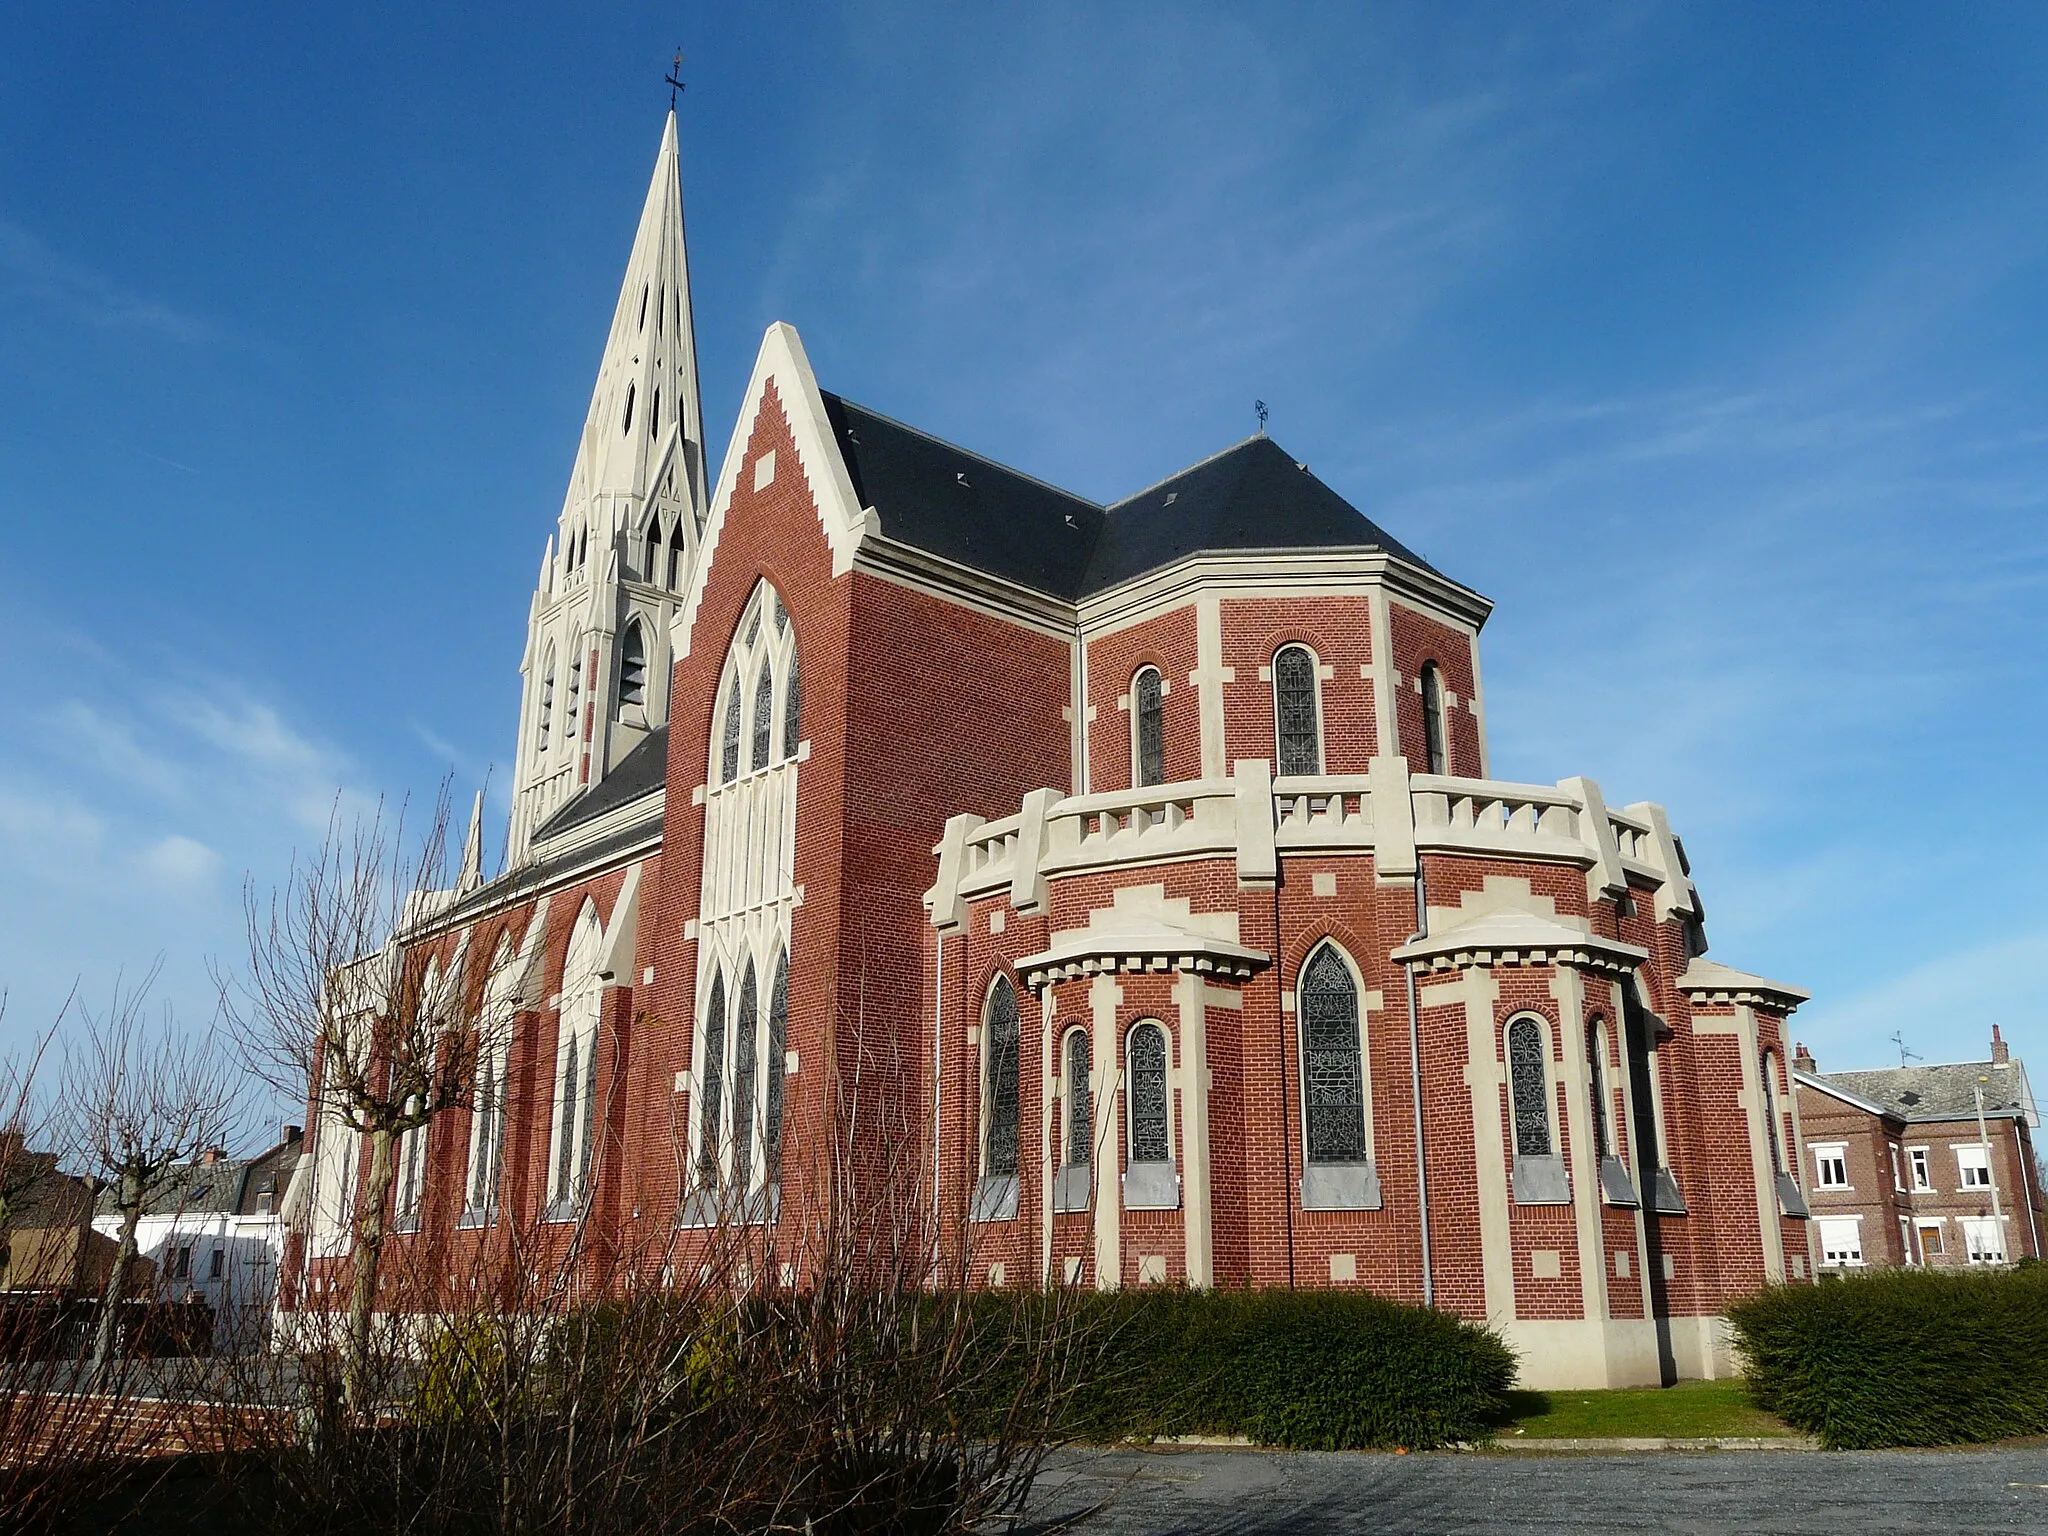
left=0, top=1132, right=143, bottom=1299
left=287, top=108, right=1822, bottom=1390
left=93, top=1128, right=303, bottom=1351
left=1793, top=1029, right=2043, bottom=1270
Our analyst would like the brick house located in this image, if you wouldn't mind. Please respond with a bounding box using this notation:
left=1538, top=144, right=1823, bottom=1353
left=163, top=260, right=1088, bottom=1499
left=286, top=110, right=1825, bottom=1389
left=1793, top=1029, right=2044, bottom=1271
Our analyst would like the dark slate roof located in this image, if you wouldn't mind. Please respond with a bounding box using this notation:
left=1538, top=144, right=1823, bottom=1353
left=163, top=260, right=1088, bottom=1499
left=1820, top=1062, right=2035, bottom=1123
left=91, top=1137, right=305, bottom=1220
left=820, top=394, right=1103, bottom=598
left=1088, top=435, right=1438, bottom=594
left=818, top=396, right=1440, bottom=601
left=432, top=808, right=663, bottom=931
left=532, top=726, right=670, bottom=845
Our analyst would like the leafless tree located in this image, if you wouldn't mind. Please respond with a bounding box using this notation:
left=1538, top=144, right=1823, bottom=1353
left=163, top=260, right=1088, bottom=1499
left=60, top=964, right=242, bottom=1370
left=221, top=785, right=510, bottom=1414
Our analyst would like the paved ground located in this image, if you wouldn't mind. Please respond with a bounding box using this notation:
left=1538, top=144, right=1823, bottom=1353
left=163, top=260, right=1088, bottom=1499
left=1021, top=1444, right=2048, bottom=1534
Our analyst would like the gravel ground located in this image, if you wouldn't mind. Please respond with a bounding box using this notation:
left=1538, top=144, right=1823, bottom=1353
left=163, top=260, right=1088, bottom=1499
left=1021, top=1444, right=2048, bottom=1534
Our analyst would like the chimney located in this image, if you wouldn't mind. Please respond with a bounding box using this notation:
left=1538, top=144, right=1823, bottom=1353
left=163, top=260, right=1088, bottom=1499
left=1992, top=1024, right=2010, bottom=1069
left=199, top=1146, right=225, bottom=1166
left=1793, top=1042, right=1816, bottom=1075
left=283, top=1124, right=303, bottom=1145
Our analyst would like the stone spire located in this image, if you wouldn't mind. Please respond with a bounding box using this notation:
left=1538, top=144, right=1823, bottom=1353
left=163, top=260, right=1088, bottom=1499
left=506, top=110, right=709, bottom=863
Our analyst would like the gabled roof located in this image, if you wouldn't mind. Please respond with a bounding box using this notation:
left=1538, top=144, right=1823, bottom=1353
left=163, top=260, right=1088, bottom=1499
left=817, top=396, right=1445, bottom=602
left=1818, top=1061, right=2037, bottom=1127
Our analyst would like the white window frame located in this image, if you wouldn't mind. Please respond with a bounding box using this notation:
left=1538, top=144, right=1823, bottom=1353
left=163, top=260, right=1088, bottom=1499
left=1963, top=1215, right=2007, bottom=1265
left=1504, top=1012, right=1558, bottom=1160
left=547, top=901, right=605, bottom=1215
left=1817, top=1215, right=1865, bottom=1268
left=1909, top=1145, right=1932, bottom=1191
left=1812, top=1142, right=1850, bottom=1191
left=1955, top=1142, right=1992, bottom=1190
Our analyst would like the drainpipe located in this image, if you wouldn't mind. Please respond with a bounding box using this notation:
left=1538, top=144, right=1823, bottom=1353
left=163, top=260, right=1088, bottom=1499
left=1406, top=865, right=1433, bottom=1310
left=2013, top=1118, right=2040, bottom=1260
left=932, top=931, right=947, bottom=1235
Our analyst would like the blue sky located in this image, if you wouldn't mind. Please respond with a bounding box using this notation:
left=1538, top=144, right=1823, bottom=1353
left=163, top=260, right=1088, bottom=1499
left=3, top=4, right=2045, bottom=1083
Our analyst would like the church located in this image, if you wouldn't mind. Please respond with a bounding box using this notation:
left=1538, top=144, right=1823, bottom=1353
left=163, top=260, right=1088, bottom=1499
left=290, top=110, right=1821, bottom=1390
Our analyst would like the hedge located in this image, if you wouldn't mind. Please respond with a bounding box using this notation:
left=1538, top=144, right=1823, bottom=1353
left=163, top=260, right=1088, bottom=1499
left=959, top=1288, right=1516, bottom=1451
left=1729, top=1263, right=2048, bottom=1448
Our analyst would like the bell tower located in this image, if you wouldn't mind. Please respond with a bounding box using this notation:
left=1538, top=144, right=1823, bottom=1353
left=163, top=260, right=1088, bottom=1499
left=508, top=109, right=709, bottom=862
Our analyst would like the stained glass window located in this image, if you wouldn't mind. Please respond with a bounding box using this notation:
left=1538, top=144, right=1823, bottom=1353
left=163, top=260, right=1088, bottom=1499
left=1065, top=1030, right=1092, bottom=1168
left=732, top=962, right=759, bottom=1187
left=1421, top=663, right=1446, bottom=775
left=750, top=664, right=774, bottom=772
left=766, top=950, right=789, bottom=1173
left=699, top=973, right=726, bottom=1185
left=1508, top=1018, right=1551, bottom=1158
left=1127, top=1023, right=1170, bottom=1164
left=556, top=1035, right=579, bottom=1200
left=1134, top=668, right=1165, bottom=787
left=983, top=979, right=1020, bottom=1177
left=745, top=610, right=761, bottom=649
left=470, top=1052, right=497, bottom=1210
left=1274, top=646, right=1320, bottom=775
left=720, top=679, right=741, bottom=783
left=773, top=594, right=789, bottom=633
left=1301, top=946, right=1366, bottom=1163
left=1587, top=1025, right=1610, bottom=1158
left=577, top=1030, right=597, bottom=1193
left=783, top=653, right=802, bottom=760
left=618, top=624, right=647, bottom=709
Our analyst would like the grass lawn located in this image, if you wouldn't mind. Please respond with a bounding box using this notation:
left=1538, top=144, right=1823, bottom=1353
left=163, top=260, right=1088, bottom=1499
left=1499, top=1378, right=1795, bottom=1440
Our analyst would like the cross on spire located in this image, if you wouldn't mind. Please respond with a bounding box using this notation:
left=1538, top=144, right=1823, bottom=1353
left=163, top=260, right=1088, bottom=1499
left=666, top=49, right=686, bottom=110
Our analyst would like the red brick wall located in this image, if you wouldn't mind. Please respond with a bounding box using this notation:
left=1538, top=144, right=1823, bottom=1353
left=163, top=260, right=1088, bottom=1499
left=1219, top=597, right=1378, bottom=773
left=1389, top=603, right=1479, bottom=776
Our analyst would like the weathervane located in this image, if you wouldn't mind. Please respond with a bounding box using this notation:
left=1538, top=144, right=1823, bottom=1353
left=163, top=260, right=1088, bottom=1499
left=1889, top=1030, right=1921, bottom=1068
left=1255, top=399, right=1268, bottom=436
left=667, top=49, right=687, bottom=110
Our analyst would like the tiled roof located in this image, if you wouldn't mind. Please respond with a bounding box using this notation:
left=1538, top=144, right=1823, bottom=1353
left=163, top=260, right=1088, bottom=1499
left=1819, top=1061, right=2036, bottom=1125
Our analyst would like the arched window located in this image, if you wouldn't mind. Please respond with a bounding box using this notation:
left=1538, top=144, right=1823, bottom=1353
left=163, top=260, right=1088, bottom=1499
left=1300, top=946, right=1366, bottom=1164
left=622, top=383, right=636, bottom=436
left=566, top=645, right=584, bottom=738
left=765, top=949, right=789, bottom=1177
left=982, top=978, right=1020, bottom=1179
left=551, top=903, right=604, bottom=1211
left=750, top=663, right=774, bottom=772
left=1064, top=1029, right=1092, bottom=1168
left=1273, top=645, right=1321, bottom=775
left=1420, top=662, right=1447, bottom=776
left=1760, top=1050, right=1785, bottom=1175
left=720, top=679, right=742, bottom=783
left=1507, top=1017, right=1552, bottom=1158
left=1133, top=667, right=1165, bottom=787
left=468, top=1048, right=497, bottom=1211
left=642, top=518, right=664, bottom=581
left=1587, top=1021, right=1611, bottom=1158
left=1127, top=1022, right=1170, bottom=1165
left=698, top=971, right=726, bottom=1186
left=731, top=961, right=759, bottom=1188
left=667, top=521, right=687, bottom=588
left=783, top=652, right=802, bottom=761
left=617, top=623, right=647, bottom=711
left=536, top=648, right=556, bottom=751
left=554, top=1035, right=579, bottom=1200
left=465, top=934, right=516, bottom=1220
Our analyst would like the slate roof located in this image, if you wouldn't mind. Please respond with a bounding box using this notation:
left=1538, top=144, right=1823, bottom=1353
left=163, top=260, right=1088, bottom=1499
left=1818, top=1062, right=2037, bottom=1125
left=532, top=726, right=670, bottom=844
left=92, top=1135, right=304, bottom=1221
left=819, top=395, right=1443, bottom=601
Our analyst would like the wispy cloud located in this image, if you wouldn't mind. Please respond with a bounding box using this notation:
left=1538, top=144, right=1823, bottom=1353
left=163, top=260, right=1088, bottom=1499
left=0, top=217, right=213, bottom=344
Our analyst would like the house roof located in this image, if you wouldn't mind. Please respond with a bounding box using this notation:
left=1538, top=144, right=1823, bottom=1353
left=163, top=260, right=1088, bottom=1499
left=818, top=395, right=1445, bottom=602
left=92, top=1134, right=304, bottom=1221
left=2, top=1148, right=96, bottom=1227
left=1817, top=1061, right=2038, bottom=1127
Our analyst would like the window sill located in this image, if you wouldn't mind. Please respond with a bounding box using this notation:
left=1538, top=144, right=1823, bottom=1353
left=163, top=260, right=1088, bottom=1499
left=678, top=1185, right=780, bottom=1229
left=971, top=1174, right=1019, bottom=1223
left=1123, top=1161, right=1180, bottom=1212
left=1052, top=1166, right=1092, bottom=1214
left=1301, top=1161, right=1381, bottom=1211
left=1511, top=1154, right=1570, bottom=1206
left=456, top=1207, right=495, bottom=1231
left=1598, top=1156, right=1639, bottom=1209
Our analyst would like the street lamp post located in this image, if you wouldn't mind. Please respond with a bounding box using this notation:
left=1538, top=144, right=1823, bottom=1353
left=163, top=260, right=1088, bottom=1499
left=1974, top=1077, right=2006, bottom=1265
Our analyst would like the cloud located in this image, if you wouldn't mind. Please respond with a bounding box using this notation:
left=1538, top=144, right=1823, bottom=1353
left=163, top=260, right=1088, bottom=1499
left=0, top=218, right=213, bottom=344
left=1798, top=926, right=2048, bottom=1072
left=142, top=834, right=219, bottom=888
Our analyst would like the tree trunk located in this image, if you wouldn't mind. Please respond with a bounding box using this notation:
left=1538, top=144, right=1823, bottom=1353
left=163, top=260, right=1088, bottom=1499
left=343, top=1124, right=396, bottom=1417
left=91, top=1180, right=144, bottom=1372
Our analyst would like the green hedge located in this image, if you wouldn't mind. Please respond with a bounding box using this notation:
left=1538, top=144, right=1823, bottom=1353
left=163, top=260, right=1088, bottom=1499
left=960, top=1288, right=1515, bottom=1451
left=1729, top=1263, right=2048, bottom=1448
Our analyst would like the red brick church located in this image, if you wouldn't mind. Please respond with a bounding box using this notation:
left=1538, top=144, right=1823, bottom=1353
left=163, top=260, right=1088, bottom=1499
left=290, top=112, right=1823, bottom=1388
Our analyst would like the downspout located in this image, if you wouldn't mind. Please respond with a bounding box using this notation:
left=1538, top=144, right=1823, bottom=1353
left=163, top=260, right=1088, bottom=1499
left=931, top=931, right=946, bottom=1233
left=1405, top=864, right=1433, bottom=1309
left=1275, top=878, right=1294, bottom=1289
left=2015, top=1119, right=2041, bottom=1260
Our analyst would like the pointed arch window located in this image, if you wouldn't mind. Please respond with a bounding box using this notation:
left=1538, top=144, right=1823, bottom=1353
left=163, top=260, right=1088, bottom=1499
left=622, top=384, right=636, bottom=436
left=766, top=949, right=789, bottom=1177
left=1587, top=1022, right=1612, bottom=1159
left=1274, top=646, right=1321, bottom=775
left=1127, top=1022, right=1170, bottom=1165
left=1420, top=662, right=1447, bottom=776
left=783, top=652, right=802, bottom=760
left=1064, top=1029, right=1092, bottom=1169
left=1507, top=1018, right=1552, bottom=1158
left=638, top=283, right=648, bottom=332
left=731, top=961, right=759, bottom=1188
left=394, top=1107, right=427, bottom=1230
left=982, top=978, right=1020, bottom=1180
left=467, top=1050, right=498, bottom=1211
left=698, top=971, right=727, bottom=1186
left=666, top=522, right=685, bottom=589
left=641, top=518, right=663, bottom=582
left=750, top=664, right=774, bottom=772
left=618, top=623, right=647, bottom=711
left=1300, top=946, right=1366, bottom=1164
left=566, top=645, right=584, bottom=738
left=720, top=679, right=742, bottom=783
left=550, top=904, right=604, bottom=1214
left=554, top=1034, right=579, bottom=1200
left=1133, top=667, right=1165, bottom=787
left=536, top=648, right=556, bottom=751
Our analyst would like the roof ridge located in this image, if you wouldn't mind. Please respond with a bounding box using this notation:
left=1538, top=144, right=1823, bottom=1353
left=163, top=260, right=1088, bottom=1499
left=1107, top=433, right=1272, bottom=510
left=1829, top=1058, right=2001, bottom=1076
left=824, top=393, right=1104, bottom=513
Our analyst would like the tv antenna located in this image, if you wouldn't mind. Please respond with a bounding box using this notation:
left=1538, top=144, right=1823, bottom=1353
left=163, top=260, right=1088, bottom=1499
left=1889, top=1030, right=1921, bottom=1067
left=1254, top=399, right=1268, bottom=436
left=666, top=49, right=687, bottom=110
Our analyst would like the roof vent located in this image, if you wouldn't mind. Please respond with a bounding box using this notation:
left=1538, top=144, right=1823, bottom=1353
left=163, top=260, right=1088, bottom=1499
left=1164, top=491, right=1177, bottom=505
left=955, top=472, right=971, bottom=488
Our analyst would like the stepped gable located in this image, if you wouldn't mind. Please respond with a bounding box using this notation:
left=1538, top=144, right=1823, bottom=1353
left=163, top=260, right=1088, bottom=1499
left=817, top=395, right=1436, bottom=600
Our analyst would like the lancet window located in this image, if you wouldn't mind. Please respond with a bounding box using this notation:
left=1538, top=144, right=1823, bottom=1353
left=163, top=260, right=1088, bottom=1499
left=1127, top=1022, right=1171, bottom=1165
left=1420, top=662, right=1447, bottom=776
left=1064, top=1028, right=1092, bottom=1169
left=1133, top=667, right=1165, bottom=787
left=1274, top=645, right=1321, bottom=775
left=982, top=978, right=1020, bottom=1179
left=1507, top=1016, right=1553, bottom=1159
left=1300, top=945, right=1368, bottom=1164
left=618, top=622, right=647, bottom=711
left=548, top=902, right=604, bottom=1213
